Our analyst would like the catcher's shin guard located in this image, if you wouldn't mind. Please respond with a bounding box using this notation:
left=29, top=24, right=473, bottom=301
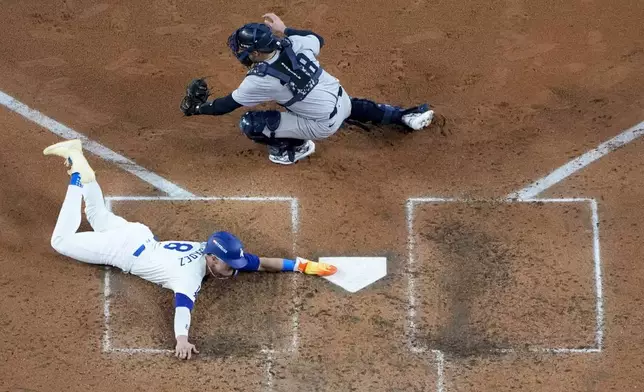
left=348, top=98, right=405, bottom=125
left=348, top=98, right=430, bottom=126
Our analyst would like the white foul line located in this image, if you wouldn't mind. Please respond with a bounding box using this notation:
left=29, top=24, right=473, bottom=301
left=102, top=267, right=112, bottom=353
left=494, top=347, right=601, bottom=354
left=590, top=199, right=604, bottom=350
left=101, top=198, right=113, bottom=353
left=290, top=199, right=300, bottom=240
left=405, top=199, right=420, bottom=352
left=262, top=347, right=275, bottom=392
left=408, top=197, right=593, bottom=203
left=111, top=347, right=172, bottom=354
left=289, top=199, right=301, bottom=353
left=508, top=120, right=644, bottom=200
left=407, top=200, right=445, bottom=392
left=0, top=90, right=194, bottom=198
left=106, top=196, right=294, bottom=201
left=432, top=350, right=445, bottom=392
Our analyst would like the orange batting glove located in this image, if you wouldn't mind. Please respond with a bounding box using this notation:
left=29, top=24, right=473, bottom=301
left=296, top=257, right=338, bottom=276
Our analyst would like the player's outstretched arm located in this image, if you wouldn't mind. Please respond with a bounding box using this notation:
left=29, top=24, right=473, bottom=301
left=239, top=255, right=337, bottom=276
left=195, top=94, right=243, bottom=116
left=173, top=293, right=200, bottom=360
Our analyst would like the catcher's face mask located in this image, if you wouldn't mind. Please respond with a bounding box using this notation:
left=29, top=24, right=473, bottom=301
left=228, top=23, right=277, bottom=67
left=227, top=30, right=254, bottom=67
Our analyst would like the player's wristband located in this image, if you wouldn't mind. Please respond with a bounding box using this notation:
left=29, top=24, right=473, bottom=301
left=282, top=258, right=297, bottom=271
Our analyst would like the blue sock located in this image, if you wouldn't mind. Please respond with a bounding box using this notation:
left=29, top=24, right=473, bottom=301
left=282, top=258, right=296, bottom=272
left=70, top=172, right=82, bottom=187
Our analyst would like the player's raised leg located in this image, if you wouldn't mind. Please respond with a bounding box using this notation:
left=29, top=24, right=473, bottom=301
left=44, top=139, right=96, bottom=257
left=43, top=139, right=95, bottom=183
left=45, top=139, right=130, bottom=232
left=49, top=170, right=85, bottom=258
left=43, top=139, right=151, bottom=270
left=83, top=180, right=129, bottom=232
left=44, top=142, right=102, bottom=264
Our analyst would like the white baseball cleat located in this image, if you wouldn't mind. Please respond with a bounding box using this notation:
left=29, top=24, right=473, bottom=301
left=402, top=109, right=434, bottom=131
left=43, top=139, right=96, bottom=183
left=269, top=140, right=316, bottom=165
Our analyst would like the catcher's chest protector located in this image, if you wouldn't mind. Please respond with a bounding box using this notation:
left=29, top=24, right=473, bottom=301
left=247, top=45, right=322, bottom=107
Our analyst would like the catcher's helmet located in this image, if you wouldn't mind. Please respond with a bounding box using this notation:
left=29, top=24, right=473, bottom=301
left=204, top=231, right=247, bottom=269
left=228, top=23, right=279, bottom=67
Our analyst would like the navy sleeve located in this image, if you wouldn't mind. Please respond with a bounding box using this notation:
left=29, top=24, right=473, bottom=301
left=238, top=252, right=261, bottom=271
left=197, top=93, right=242, bottom=115
left=284, top=27, right=325, bottom=48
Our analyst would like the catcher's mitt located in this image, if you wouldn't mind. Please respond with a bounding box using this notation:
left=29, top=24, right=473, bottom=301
left=180, top=78, right=210, bottom=116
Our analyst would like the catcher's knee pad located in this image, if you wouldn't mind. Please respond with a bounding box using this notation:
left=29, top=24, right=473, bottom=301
left=348, top=98, right=403, bottom=125
left=239, top=110, right=281, bottom=144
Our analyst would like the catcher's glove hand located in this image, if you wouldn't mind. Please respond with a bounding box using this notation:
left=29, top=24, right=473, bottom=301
left=180, top=78, right=210, bottom=116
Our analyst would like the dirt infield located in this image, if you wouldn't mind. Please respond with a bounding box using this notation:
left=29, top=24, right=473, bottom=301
left=1, top=0, right=643, bottom=391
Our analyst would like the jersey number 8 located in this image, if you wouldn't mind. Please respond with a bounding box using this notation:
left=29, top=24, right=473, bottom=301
left=163, top=242, right=194, bottom=252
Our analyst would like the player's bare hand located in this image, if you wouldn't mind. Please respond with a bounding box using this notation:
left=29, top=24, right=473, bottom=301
left=262, top=13, right=286, bottom=34
left=175, top=335, right=199, bottom=360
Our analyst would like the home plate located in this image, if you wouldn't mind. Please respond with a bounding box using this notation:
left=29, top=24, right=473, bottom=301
left=319, top=257, right=387, bottom=293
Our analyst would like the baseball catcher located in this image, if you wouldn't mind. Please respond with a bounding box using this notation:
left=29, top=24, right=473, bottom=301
left=43, top=138, right=338, bottom=360
left=180, top=13, right=435, bottom=165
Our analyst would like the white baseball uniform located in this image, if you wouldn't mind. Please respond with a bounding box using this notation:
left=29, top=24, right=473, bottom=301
left=50, top=180, right=205, bottom=338
left=231, top=35, right=352, bottom=140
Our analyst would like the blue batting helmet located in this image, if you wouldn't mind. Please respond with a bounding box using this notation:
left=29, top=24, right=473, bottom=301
left=204, top=231, right=247, bottom=269
left=227, top=23, right=279, bottom=67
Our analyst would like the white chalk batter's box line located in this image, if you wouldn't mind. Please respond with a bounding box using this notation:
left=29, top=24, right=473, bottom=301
left=405, top=197, right=605, bottom=355
left=101, top=196, right=301, bottom=358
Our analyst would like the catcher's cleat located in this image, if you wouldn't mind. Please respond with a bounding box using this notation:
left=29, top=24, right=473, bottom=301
left=296, top=257, right=338, bottom=276
left=269, top=140, right=316, bottom=165
left=401, top=104, right=434, bottom=131
left=43, top=139, right=96, bottom=184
